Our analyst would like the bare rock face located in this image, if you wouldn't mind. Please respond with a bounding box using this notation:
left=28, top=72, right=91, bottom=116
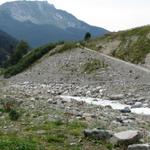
left=128, top=144, right=150, bottom=150
left=114, top=130, right=142, bottom=145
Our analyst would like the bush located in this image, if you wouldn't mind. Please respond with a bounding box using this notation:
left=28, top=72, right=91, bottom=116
left=1, top=99, right=15, bottom=112
left=81, top=59, right=107, bottom=74
left=84, top=32, right=91, bottom=41
left=9, top=109, right=20, bottom=121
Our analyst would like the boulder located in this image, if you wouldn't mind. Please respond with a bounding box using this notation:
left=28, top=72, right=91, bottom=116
left=109, top=94, right=124, bottom=100
left=47, top=98, right=57, bottom=104
left=128, top=144, right=150, bottom=150
left=84, top=128, right=112, bottom=140
left=114, top=130, right=142, bottom=145
left=131, top=102, right=142, bottom=108
left=120, top=107, right=131, bottom=113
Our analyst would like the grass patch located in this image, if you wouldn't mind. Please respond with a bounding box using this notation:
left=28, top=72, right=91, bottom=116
left=109, top=25, right=150, bottom=64
left=47, top=133, right=66, bottom=143
left=112, top=37, right=150, bottom=64
left=0, top=136, right=43, bottom=150
left=81, top=59, right=107, bottom=74
left=83, top=25, right=150, bottom=64
left=0, top=116, right=115, bottom=150
left=27, top=120, right=64, bottom=131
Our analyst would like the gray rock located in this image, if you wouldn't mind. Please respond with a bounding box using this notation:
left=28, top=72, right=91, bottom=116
left=82, top=113, right=97, bottom=120
left=120, top=107, right=131, bottom=113
left=84, top=128, right=112, bottom=140
left=131, top=102, right=142, bottom=108
left=47, top=99, right=57, bottom=104
left=109, top=94, right=124, bottom=100
left=114, top=130, right=142, bottom=145
left=137, top=97, right=145, bottom=102
left=128, top=144, right=150, bottom=150
left=86, top=91, right=92, bottom=96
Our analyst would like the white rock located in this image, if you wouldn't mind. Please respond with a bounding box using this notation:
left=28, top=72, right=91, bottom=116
left=128, top=143, right=150, bottom=150
left=132, top=102, right=142, bottom=108
left=114, top=130, right=141, bottom=143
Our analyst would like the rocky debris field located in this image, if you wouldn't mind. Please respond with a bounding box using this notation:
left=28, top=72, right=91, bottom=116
left=0, top=81, right=150, bottom=150
left=1, top=48, right=150, bottom=149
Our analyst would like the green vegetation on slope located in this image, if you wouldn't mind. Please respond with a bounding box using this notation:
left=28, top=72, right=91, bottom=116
left=49, top=42, right=77, bottom=56
left=4, top=40, right=30, bottom=67
left=111, top=26, right=150, bottom=64
left=0, top=96, right=112, bottom=150
left=0, top=118, right=113, bottom=150
left=0, top=137, right=41, bottom=150
left=4, top=42, right=77, bottom=78
left=81, top=59, right=107, bottom=74
left=85, top=25, right=150, bottom=64
left=4, top=43, right=57, bottom=78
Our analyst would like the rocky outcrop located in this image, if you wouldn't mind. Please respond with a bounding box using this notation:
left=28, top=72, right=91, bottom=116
left=114, top=130, right=142, bottom=145
left=84, top=128, right=113, bottom=140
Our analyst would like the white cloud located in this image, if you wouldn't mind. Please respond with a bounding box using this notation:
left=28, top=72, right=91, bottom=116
left=0, top=0, right=150, bottom=31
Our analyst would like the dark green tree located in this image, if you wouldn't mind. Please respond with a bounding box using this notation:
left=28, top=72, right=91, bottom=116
left=6, top=40, right=29, bottom=67
left=84, top=32, right=91, bottom=41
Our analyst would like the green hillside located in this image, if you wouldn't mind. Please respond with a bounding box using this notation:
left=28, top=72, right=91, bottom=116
left=85, top=25, right=150, bottom=64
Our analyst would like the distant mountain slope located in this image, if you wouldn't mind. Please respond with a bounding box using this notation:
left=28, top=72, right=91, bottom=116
left=0, top=1, right=108, bottom=47
left=0, top=29, right=17, bottom=65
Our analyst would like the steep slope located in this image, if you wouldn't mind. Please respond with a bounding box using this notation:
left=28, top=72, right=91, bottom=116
left=85, top=25, right=150, bottom=68
left=0, top=1, right=108, bottom=47
left=0, top=29, right=17, bottom=65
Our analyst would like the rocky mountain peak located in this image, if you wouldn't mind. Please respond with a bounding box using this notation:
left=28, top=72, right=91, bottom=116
left=0, top=0, right=108, bottom=46
left=0, top=0, right=58, bottom=26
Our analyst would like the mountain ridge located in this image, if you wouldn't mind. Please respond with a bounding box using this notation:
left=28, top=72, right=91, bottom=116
left=0, top=1, right=108, bottom=47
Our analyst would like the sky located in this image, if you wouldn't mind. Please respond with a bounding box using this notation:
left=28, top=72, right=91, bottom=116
left=0, top=0, right=150, bottom=31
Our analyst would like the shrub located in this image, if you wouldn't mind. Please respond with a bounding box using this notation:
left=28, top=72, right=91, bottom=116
left=84, top=32, right=91, bottom=41
left=81, top=59, right=107, bottom=74
left=9, top=109, right=20, bottom=121
left=2, top=100, right=15, bottom=112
